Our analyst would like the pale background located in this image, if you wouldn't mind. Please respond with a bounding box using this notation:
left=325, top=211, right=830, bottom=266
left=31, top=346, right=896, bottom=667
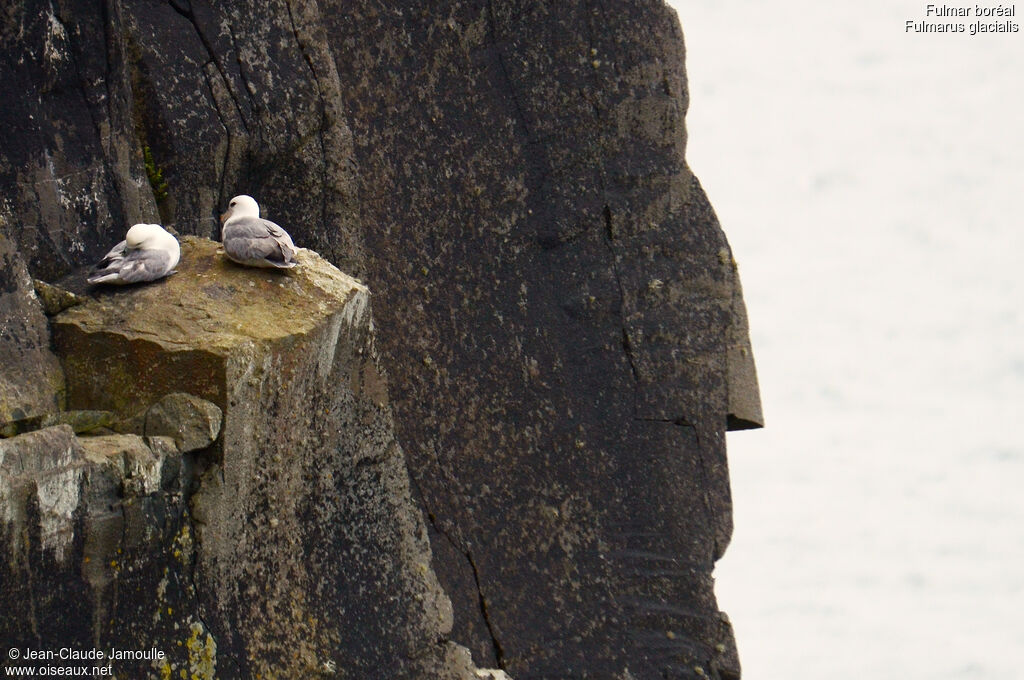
left=669, top=1, right=1024, bottom=678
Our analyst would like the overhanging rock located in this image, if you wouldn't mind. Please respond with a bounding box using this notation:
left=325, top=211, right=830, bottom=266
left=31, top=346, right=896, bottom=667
left=0, top=236, right=480, bottom=678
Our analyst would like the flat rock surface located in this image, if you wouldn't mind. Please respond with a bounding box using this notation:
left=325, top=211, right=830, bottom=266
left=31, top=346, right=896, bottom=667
left=52, top=236, right=368, bottom=417
left=55, top=236, right=366, bottom=350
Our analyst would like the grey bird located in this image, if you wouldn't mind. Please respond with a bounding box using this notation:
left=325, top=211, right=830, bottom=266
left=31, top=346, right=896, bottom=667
left=220, top=195, right=298, bottom=268
left=87, top=223, right=180, bottom=285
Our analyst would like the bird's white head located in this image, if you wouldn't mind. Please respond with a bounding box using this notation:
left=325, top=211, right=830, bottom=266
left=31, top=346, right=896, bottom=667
left=222, top=194, right=261, bottom=223
left=124, top=223, right=167, bottom=249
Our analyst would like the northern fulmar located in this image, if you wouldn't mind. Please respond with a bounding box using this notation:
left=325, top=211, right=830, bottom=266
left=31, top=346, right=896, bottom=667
left=87, top=223, right=180, bottom=285
left=220, top=195, right=298, bottom=269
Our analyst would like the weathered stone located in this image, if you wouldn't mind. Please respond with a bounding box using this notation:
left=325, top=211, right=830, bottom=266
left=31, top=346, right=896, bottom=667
left=0, top=425, right=85, bottom=562
left=1, top=1, right=762, bottom=677
left=0, top=425, right=97, bottom=652
left=144, top=392, right=222, bottom=453
left=0, top=425, right=205, bottom=675
left=32, top=279, right=84, bottom=316
left=0, top=232, right=64, bottom=433
left=39, top=409, right=116, bottom=435
left=52, top=237, right=356, bottom=417
left=727, top=276, right=764, bottom=431
left=79, top=433, right=166, bottom=497
left=329, top=3, right=759, bottom=677
left=41, top=236, right=476, bottom=679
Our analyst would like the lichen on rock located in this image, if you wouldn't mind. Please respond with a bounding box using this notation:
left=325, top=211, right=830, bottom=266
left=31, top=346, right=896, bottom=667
left=1, top=1, right=762, bottom=676
left=2, top=235, right=479, bottom=678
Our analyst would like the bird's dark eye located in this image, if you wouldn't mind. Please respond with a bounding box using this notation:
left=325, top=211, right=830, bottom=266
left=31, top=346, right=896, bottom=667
left=230, top=201, right=236, bottom=206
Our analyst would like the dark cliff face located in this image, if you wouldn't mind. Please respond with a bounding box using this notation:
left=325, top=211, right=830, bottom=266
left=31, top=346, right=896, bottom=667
left=329, top=4, right=760, bottom=677
left=1, top=1, right=760, bottom=678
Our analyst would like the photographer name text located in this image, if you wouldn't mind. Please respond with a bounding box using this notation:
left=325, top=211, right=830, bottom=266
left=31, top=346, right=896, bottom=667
left=9, top=648, right=165, bottom=661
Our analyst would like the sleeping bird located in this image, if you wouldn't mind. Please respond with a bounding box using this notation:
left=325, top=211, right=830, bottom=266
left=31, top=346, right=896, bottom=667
left=87, top=223, right=180, bottom=285
left=220, top=195, right=298, bottom=269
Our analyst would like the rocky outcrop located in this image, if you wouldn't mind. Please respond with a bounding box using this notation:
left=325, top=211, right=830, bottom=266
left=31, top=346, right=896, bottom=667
left=1, top=238, right=480, bottom=678
left=1, top=2, right=760, bottom=678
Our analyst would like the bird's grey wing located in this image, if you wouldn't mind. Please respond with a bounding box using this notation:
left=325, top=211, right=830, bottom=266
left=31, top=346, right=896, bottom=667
left=260, top=219, right=293, bottom=242
left=87, top=240, right=128, bottom=281
left=94, top=240, right=127, bottom=267
left=225, top=217, right=296, bottom=265
left=261, top=219, right=297, bottom=261
left=225, top=217, right=276, bottom=241
left=115, top=248, right=175, bottom=283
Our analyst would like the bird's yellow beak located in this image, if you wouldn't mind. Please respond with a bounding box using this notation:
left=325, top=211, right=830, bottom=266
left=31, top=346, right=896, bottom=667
left=220, top=210, right=229, bottom=224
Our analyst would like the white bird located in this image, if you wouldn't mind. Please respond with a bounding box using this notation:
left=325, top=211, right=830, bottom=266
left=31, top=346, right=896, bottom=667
left=87, top=223, right=180, bottom=285
left=220, top=195, right=298, bottom=268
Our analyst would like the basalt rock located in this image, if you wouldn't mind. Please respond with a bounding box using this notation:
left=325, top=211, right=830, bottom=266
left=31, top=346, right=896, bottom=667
left=142, top=393, right=222, bottom=454
left=329, top=4, right=761, bottom=678
left=1, top=1, right=761, bottom=678
left=1, top=238, right=480, bottom=679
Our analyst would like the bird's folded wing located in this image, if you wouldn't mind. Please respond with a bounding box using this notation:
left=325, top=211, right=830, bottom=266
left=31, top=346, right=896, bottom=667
left=116, top=249, right=176, bottom=283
